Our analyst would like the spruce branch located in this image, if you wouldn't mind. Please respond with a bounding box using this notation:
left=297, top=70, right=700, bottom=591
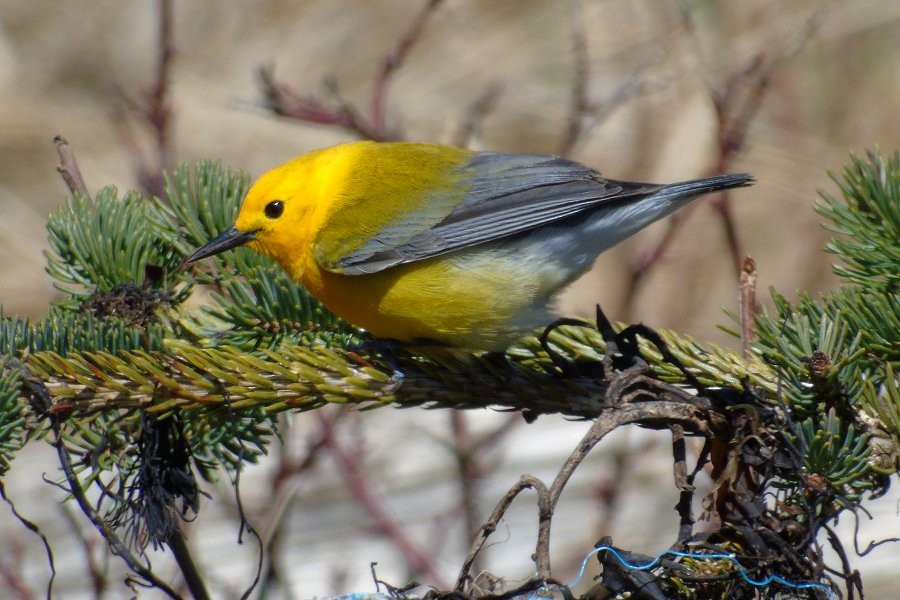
left=817, top=149, right=899, bottom=293
left=1, top=150, right=897, bottom=599
left=0, top=364, right=25, bottom=478
left=44, top=187, right=189, bottom=307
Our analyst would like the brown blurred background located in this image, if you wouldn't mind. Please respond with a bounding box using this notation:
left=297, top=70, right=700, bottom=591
left=0, top=0, right=897, bottom=597
left=2, top=0, right=897, bottom=335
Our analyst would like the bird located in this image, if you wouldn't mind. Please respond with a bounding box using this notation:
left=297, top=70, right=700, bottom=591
left=188, top=141, right=752, bottom=350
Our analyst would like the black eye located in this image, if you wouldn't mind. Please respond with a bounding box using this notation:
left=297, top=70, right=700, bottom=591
left=264, top=200, right=284, bottom=219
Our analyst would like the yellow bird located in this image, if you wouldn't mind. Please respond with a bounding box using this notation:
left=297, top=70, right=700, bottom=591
left=188, top=141, right=752, bottom=349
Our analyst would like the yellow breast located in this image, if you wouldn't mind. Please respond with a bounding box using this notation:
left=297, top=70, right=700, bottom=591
left=297, top=246, right=548, bottom=349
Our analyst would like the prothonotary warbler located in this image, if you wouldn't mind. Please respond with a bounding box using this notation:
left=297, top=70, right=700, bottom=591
left=188, top=141, right=753, bottom=349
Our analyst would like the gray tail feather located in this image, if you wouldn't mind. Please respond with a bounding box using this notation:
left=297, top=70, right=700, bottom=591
left=660, top=173, right=755, bottom=199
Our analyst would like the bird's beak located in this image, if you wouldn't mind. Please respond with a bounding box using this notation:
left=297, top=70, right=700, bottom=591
left=187, top=227, right=257, bottom=262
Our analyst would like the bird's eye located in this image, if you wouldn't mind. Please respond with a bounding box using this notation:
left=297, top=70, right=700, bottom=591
left=264, top=200, right=284, bottom=219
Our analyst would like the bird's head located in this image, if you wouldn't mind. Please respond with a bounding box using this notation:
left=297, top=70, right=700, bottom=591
left=187, top=153, right=325, bottom=269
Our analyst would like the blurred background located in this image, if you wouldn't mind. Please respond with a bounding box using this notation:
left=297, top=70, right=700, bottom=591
left=0, top=0, right=897, bottom=598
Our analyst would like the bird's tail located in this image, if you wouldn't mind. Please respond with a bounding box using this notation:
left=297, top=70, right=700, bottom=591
left=579, top=172, right=754, bottom=254
left=656, top=173, right=755, bottom=201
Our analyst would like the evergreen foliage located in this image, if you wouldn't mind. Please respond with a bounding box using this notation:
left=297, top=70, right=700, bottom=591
left=0, top=149, right=896, bottom=597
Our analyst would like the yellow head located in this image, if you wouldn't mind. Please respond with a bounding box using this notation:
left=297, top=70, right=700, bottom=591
left=187, top=144, right=361, bottom=280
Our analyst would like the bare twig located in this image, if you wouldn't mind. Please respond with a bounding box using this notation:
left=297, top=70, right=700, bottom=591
left=253, top=410, right=338, bottom=596
left=113, top=0, right=175, bottom=197
left=371, top=0, right=445, bottom=138
left=707, top=12, right=823, bottom=276
left=145, top=0, right=175, bottom=193
left=259, top=412, right=336, bottom=547
left=624, top=8, right=822, bottom=306
left=540, top=367, right=711, bottom=576
left=739, top=256, right=758, bottom=359
left=60, top=503, right=107, bottom=596
left=53, top=135, right=88, bottom=196
left=589, top=435, right=658, bottom=553
left=621, top=207, right=693, bottom=317
left=259, top=0, right=443, bottom=142
left=455, top=474, right=551, bottom=591
left=670, top=424, right=695, bottom=543
left=451, top=83, right=502, bottom=148
left=557, top=0, right=589, bottom=157
left=166, top=531, right=209, bottom=600
left=318, top=414, right=447, bottom=588
left=258, top=68, right=382, bottom=140
left=55, top=430, right=182, bottom=598
left=443, top=409, right=522, bottom=584
left=557, top=2, right=658, bottom=157
left=0, top=484, right=49, bottom=600
left=455, top=386, right=713, bottom=593
left=450, top=413, right=482, bottom=567
left=11, top=360, right=184, bottom=599
left=0, top=536, right=32, bottom=600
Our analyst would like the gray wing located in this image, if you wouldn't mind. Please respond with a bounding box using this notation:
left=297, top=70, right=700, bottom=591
left=333, top=152, right=662, bottom=275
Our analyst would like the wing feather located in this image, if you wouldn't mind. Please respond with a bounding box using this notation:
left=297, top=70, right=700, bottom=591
left=332, top=152, right=660, bottom=275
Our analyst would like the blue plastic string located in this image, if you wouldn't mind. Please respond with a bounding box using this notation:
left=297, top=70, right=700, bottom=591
left=553, top=545, right=838, bottom=599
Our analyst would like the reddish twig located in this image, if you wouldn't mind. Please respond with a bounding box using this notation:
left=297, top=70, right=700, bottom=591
left=450, top=413, right=482, bottom=563
left=113, top=0, right=175, bottom=197
left=557, top=1, right=660, bottom=157
left=259, top=68, right=384, bottom=140
left=60, top=503, right=108, bottom=596
left=592, top=434, right=658, bottom=544
left=557, top=0, right=589, bottom=157
left=371, top=0, right=445, bottom=138
left=253, top=410, right=339, bottom=596
left=621, top=208, right=695, bottom=319
left=259, top=0, right=443, bottom=142
left=451, top=82, right=503, bottom=148
left=623, top=8, right=823, bottom=306
left=53, top=135, right=88, bottom=196
left=146, top=0, right=175, bottom=190
left=318, top=414, right=447, bottom=587
left=0, top=537, right=32, bottom=600
left=447, top=411, right=521, bottom=578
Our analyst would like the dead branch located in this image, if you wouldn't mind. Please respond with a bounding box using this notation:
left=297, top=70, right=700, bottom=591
left=53, top=135, right=88, bottom=196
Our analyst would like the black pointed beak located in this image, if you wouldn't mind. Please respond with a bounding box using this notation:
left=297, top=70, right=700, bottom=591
left=187, top=227, right=257, bottom=262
